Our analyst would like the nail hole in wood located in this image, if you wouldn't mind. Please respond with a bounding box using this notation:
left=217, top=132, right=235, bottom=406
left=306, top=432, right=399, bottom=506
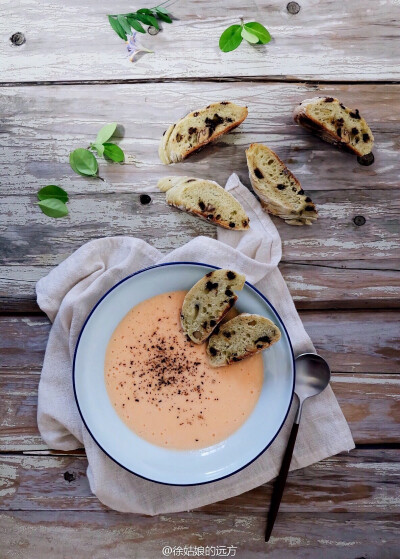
left=353, top=215, right=366, bottom=226
left=64, top=471, right=76, bottom=483
left=287, top=2, right=300, bottom=14
left=10, top=32, right=26, bottom=46
left=357, top=152, right=375, bottom=166
left=140, top=194, right=152, bottom=205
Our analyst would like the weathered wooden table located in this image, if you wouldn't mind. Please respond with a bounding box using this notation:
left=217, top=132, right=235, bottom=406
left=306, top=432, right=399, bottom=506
left=1, top=1, right=399, bottom=557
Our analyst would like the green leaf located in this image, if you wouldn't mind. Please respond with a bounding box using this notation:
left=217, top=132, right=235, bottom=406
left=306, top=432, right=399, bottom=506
left=241, top=26, right=259, bottom=44
left=37, top=185, right=69, bottom=203
left=244, top=22, right=271, bottom=44
left=155, top=6, right=169, bottom=15
left=90, top=143, right=105, bottom=157
left=127, top=16, right=146, bottom=33
left=69, top=148, right=98, bottom=176
left=147, top=14, right=160, bottom=28
left=108, top=15, right=127, bottom=40
left=103, top=143, right=125, bottom=162
left=219, top=24, right=243, bottom=52
left=95, top=122, right=117, bottom=145
left=156, top=9, right=172, bottom=23
left=135, top=12, right=159, bottom=28
left=137, top=8, right=153, bottom=15
left=117, top=15, right=132, bottom=35
left=38, top=198, right=69, bottom=218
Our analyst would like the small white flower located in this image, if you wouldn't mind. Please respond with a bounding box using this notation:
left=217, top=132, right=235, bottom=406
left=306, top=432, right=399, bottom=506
left=126, top=33, right=153, bottom=62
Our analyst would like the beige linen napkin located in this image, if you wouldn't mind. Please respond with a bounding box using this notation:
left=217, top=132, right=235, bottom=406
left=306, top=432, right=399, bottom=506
left=37, top=173, right=354, bottom=515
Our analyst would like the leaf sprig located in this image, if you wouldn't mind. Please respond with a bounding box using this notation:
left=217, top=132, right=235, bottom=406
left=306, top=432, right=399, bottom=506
left=37, top=185, right=69, bottom=218
left=219, top=19, right=271, bottom=52
left=108, top=2, right=173, bottom=41
left=70, top=123, right=124, bottom=178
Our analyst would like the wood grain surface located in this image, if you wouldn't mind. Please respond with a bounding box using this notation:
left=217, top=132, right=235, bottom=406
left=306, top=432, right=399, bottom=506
left=2, top=260, right=400, bottom=312
left=1, top=372, right=399, bottom=451
left=0, top=512, right=398, bottom=559
left=1, top=82, right=399, bottom=312
left=1, top=82, right=398, bottom=196
left=1, top=0, right=400, bottom=83
left=1, top=312, right=399, bottom=374
left=1, top=0, right=399, bottom=556
left=0, top=450, right=398, bottom=512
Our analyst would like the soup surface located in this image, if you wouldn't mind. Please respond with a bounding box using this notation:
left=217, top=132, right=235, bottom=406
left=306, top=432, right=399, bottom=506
left=105, top=291, right=263, bottom=450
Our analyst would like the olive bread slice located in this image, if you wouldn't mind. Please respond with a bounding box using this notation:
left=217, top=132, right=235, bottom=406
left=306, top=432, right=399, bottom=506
left=293, top=96, right=374, bottom=157
left=159, top=101, right=248, bottom=164
left=181, top=269, right=245, bottom=344
left=207, top=313, right=281, bottom=367
left=158, top=176, right=250, bottom=230
left=246, top=143, right=318, bottom=226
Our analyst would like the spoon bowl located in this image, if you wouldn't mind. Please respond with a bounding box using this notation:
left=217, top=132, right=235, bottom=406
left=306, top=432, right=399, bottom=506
left=295, top=352, right=331, bottom=402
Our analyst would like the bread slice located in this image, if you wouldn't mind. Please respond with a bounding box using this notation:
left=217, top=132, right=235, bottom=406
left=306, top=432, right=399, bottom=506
left=293, top=96, right=374, bottom=157
left=207, top=313, right=281, bottom=367
left=159, top=101, right=248, bottom=164
left=181, top=269, right=245, bottom=344
left=246, top=143, right=318, bottom=226
left=157, top=176, right=250, bottom=230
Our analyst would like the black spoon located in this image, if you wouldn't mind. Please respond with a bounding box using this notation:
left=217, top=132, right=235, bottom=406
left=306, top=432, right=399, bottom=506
left=265, top=353, right=331, bottom=542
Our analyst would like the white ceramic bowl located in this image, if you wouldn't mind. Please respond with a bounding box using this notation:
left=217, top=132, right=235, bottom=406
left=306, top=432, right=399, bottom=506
left=73, top=262, right=295, bottom=485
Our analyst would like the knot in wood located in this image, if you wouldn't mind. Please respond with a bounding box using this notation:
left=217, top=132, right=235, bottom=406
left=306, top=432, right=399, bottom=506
left=353, top=215, right=366, bottom=226
left=64, top=471, right=76, bottom=483
left=10, top=32, right=26, bottom=46
left=140, top=194, right=152, bottom=205
left=287, top=2, right=301, bottom=14
left=357, top=152, right=375, bottom=166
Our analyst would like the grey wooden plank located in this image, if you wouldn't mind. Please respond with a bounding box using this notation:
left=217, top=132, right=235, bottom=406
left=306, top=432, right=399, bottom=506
left=2, top=260, right=399, bottom=312
left=1, top=311, right=398, bottom=373
left=0, top=511, right=398, bottom=559
left=1, top=82, right=399, bottom=308
left=1, top=0, right=399, bottom=82
left=1, top=82, right=399, bottom=306
left=1, top=82, right=398, bottom=195
left=1, top=370, right=399, bottom=451
left=1, top=190, right=399, bottom=263
left=0, top=450, right=398, bottom=512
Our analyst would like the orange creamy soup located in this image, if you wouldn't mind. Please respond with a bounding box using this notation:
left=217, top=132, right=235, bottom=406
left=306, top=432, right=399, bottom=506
left=105, top=291, right=264, bottom=450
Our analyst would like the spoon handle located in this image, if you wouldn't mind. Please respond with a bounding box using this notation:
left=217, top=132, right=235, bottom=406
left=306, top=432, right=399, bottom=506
left=265, top=420, right=299, bottom=542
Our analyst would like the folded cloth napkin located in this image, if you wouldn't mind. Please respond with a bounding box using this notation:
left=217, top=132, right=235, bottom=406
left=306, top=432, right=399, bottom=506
left=37, top=173, right=354, bottom=515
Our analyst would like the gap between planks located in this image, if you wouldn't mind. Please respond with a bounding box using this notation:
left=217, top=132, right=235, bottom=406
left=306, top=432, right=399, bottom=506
left=2, top=78, right=400, bottom=88
left=1, top=442, right=400, bottom=457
